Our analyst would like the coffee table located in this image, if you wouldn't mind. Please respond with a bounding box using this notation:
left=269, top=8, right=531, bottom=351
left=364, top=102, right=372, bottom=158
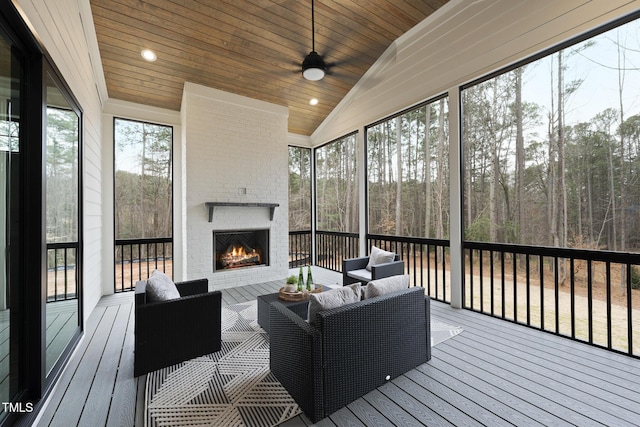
left=257, top=289, right=326, bottom=334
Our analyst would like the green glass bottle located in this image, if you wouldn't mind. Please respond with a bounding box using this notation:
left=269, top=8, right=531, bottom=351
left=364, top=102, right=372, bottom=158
left=297, top=266, right=304, bottom=292
left=306, top=265, right=313, bottom=291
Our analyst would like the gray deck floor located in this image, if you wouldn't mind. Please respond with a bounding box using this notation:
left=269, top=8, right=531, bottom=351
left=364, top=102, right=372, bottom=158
left=33, top=268, right=640, bottom=426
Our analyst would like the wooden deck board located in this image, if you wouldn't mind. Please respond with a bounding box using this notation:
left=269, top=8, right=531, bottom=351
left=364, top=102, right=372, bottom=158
left=37, top=272, right=640, bottom=426
left=375, top=382, right=455, bottom=427
left=36, top=304, right=108, bottom=425
left=78, top=303, right=132, bottom=425
left=431, top=306, right=640, bottom=426
left=431, top=342, right=603, bottom=426
left=48, top=306, right=119, bottom=426
left=105, top=301, right=138, bottom=427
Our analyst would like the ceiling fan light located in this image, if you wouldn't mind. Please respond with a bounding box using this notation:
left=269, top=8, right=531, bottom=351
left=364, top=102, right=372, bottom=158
left=303, top=67, right=325, bottom=81
left=302, top=51, right=326, bottom=81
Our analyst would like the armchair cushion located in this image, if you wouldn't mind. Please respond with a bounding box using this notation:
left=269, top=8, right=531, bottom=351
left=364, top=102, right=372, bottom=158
left=345, top=268, right=371, bottom=283
left=308, top=283, right=361, bottom=326
left=145, top=269, right=180, bottom=302
left=365, top=246, right=396, bottom=271
left=363, top=274, right=409, bottom=299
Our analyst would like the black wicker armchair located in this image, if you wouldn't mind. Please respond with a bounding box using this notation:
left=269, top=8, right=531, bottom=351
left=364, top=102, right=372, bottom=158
left=269, top=287, right=430, bottom=423
left=134, top=278, right=222, bottom=376
left=342, top=253, right=404, bottom=285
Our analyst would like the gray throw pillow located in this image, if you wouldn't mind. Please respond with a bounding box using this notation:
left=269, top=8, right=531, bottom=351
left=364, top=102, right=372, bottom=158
left=146, top=270, right=180, bottom=302
left=364, top=274, right=409, bottom=299
left=365, top=246, right=396, bottom=271
left=307, top=283, right=361, bottom=326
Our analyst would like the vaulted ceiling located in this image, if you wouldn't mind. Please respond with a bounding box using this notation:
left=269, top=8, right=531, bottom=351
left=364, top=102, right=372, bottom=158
left=90, top=0, right=449, bottom=135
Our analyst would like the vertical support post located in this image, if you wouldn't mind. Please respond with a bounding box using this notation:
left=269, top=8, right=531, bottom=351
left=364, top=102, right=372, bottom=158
left=310, top=146, right=317, bottom=266
left=357, top=129, right=367, bottom=257
left=449, top=87, right=463, bottom=309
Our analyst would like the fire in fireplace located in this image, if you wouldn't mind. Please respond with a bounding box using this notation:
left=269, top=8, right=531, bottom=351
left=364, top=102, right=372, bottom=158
left=213, top=229, right=269, bottom=272
left=219, top=244, right=261, bottom=269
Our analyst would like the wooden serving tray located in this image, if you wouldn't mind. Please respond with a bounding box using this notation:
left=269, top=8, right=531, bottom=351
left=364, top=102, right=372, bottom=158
left=278, top=285, right=323, bottom=302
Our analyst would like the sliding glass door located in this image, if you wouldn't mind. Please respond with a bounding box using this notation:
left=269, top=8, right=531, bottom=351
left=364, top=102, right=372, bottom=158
left=0, top=4, right=83, bottom=424
left=0, top=23, right=24, bottom=424
left=45, top=72, right=81, bottom=377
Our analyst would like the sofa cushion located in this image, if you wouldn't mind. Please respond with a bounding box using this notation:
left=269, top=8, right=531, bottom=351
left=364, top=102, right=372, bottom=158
left=146, top=270, right=180, bottom=302
left=308, top=283, right=361, bottom=326
left=365, top=246, right=396, bottom=271
left=346, top=268, right=371, bottom=282
left=363, top=274, right=409, bottom=299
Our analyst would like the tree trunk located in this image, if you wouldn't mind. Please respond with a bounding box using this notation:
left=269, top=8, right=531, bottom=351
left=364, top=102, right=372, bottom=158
left=425, top=104, right=432, bottom=238
left=436, top=98, right=446, bottom=241
left=141, top=126, right=147, bottom=238
left=515, top=68, right=525, bottom=246
left=344, top=138, right=353, bottom=233
left=617, top=29, right=627, bottom=294
left=489, top=81, right=499, bottom=243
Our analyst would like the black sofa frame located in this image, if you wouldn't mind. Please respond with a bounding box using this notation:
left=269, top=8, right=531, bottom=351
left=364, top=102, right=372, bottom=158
left=342, top=253, right=405, bottom=285
left=269, top=287, right=430, bottom=422
left=134, top=278, right=222, bottom=376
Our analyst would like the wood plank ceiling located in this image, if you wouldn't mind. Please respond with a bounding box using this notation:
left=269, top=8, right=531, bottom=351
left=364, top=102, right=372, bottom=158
left=90, top=0, right=449, bottom=135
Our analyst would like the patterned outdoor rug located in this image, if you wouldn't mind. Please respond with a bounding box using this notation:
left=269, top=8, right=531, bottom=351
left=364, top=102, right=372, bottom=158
left=145, top=300, right=462, bottom=427
left=432, top=319, right=463, bottom=347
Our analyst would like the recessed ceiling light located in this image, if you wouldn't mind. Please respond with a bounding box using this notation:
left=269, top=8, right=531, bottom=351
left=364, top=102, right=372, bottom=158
left=141, top=49, right=157, bottom=62
left=309, top=98, right=319, bottom=106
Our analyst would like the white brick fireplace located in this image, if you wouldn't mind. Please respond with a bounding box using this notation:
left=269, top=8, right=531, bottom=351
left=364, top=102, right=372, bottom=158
left=181, top=82, right=289, bottom=290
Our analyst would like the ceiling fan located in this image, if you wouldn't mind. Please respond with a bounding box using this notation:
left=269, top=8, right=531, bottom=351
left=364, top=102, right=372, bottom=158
left=301, top=0, right=330, bottom=81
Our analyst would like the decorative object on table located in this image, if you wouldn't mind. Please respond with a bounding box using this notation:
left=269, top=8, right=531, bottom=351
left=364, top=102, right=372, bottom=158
left=146, top=301, right=301, bottom=427
left=306, top=265, right=313, bottom=291
left=278, top=284, right=323, bottom=302
left=297, top=266, right=304, bottom=291
left=284, top=275, right=298, bottom=293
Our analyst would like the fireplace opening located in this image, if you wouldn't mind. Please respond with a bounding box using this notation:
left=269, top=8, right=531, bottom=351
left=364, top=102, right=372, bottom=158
left=213, top=229, right=269, bottom=272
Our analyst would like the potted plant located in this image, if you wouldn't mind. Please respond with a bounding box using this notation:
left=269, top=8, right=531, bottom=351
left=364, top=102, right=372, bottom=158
left=284, top=275, right=298, bottom=292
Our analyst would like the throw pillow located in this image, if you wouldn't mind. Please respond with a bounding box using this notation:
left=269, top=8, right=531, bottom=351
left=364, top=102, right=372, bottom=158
left=364, top=274, right=409, bottom=299
left=307, top=283, right=361, bottom=326
left=365, top=245, right=396, bottom=271
left=146, top=270, right=180, bottom=302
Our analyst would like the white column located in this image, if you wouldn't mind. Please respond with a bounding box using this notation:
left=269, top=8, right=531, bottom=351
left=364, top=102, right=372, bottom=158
left=310, top=145, right=317, bottom=264
left=449, top=88, right=463, bottom=309
left=357, top=129, right=367, bottom=257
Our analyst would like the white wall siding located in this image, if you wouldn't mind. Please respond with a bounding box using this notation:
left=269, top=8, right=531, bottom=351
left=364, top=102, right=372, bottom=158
left=182, top=82, right=289, bottom=290
left=313, top=0, right=640, bottom=144
left=16, top=0, right=105, bottom=320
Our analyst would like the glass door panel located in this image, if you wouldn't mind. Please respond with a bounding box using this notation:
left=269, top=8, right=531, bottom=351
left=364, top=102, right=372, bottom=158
left=45, top=73, right=80, bottom=375
left=0, top=26, right=22, bottom=423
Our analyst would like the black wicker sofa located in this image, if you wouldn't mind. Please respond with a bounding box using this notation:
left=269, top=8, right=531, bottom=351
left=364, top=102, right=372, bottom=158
left=269, top=286, right=431, bottom=423
left=134, top=277, right=222, bottom=376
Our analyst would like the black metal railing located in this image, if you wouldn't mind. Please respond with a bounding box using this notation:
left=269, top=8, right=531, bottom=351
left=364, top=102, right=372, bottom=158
left=309, top=231, right=451, bottom=303
left=464, top=241, right=640, bottom=358
left=289, top=230, right=312, bottom=268
left=47, top=242, right=79, bottom=302
left=315, top=230, right=360, bottom=271
left=368, top=234, right=450, bottom=303
left=114, top=237, right=173, bottom=293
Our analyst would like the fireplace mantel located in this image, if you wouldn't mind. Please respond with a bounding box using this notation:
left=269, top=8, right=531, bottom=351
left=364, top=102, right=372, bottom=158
left=205, top=202, right=279, bottom=222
